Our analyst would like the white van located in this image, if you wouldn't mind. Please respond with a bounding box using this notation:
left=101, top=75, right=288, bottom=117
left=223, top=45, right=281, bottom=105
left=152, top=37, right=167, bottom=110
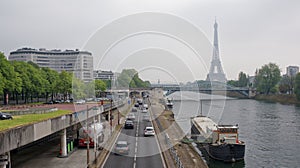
left=143, top=104, right=148, bottom=109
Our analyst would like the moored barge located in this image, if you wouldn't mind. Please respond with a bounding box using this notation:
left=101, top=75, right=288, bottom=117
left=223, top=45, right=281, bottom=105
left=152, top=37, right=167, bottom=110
left=191, top=116, right=245, bottom=162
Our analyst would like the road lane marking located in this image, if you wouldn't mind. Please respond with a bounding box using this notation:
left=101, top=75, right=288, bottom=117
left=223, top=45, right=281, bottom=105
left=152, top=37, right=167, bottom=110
left=101, top=104, right=134, bottom=168
left=100, top=124, right=123, bottom=168
left=149, top=100, right=167, bottom=168
left=133, top=106, right=140, bottom=168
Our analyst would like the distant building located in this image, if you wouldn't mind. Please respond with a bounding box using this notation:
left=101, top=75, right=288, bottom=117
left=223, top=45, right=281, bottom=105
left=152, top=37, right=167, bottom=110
left=286, top=66, right=299, bottom=77
left=94, top=70, right=114, bottom=80
left=9, top=48, right=93, bottom=82
left=248, top=76, right=255, bottom=87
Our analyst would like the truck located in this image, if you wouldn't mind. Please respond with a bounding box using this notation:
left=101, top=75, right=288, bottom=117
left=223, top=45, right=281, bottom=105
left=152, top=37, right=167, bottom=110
left=78, top=123, right=104, bottom=148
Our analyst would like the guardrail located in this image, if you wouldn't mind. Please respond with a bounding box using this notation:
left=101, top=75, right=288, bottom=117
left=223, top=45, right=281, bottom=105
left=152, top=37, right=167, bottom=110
left=153, top=110, right=184, bottom=168
left=165, top=133, right=184, bottom=168
left=0, top=100, right=127, bottom=155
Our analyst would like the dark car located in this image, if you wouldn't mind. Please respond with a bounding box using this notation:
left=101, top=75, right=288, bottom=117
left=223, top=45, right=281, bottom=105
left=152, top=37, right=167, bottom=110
left=44, top=101, right=54, bottom=104
left=131, top=107, right=137, bottom=112
left=0, top=112, right=13, bottom=120
left=124, top=120, right=134, bottom=129
left=53, top=99, right=62, bottom=104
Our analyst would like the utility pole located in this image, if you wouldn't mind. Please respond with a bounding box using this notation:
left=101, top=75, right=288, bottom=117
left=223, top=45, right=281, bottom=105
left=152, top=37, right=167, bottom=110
left=200, top=99, right=203, bottom=116
left=86, top=105, right=90, bottom=167
left=110, top=99, right=112, bottom=134
left=93, top=118, right=97, bottom=165
left=117, top=108, right=120, bottom=125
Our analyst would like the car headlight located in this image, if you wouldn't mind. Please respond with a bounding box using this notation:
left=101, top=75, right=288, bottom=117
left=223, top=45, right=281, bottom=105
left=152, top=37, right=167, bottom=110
left=2, top=115, right=6, bottom=117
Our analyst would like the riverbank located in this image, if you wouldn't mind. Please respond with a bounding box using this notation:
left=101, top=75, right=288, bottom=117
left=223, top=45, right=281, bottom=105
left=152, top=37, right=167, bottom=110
left=150, top=96, right=208, bottom=167
left=254, top=94, right=300, bottom=105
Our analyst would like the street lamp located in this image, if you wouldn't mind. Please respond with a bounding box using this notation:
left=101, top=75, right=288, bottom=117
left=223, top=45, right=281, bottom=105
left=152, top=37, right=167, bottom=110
left=110, top=99, right=112, bottom=134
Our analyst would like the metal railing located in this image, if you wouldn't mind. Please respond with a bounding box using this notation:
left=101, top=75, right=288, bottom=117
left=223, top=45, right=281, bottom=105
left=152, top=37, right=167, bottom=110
left=164, top=133, right=184, bottom=168
left=153, top=103, right=184, bottom=168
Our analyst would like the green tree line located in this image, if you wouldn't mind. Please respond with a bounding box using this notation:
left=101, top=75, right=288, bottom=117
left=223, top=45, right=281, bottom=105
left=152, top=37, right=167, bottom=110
left=227, top=62, right=300, bottom=101
left=116, top=69, right=151, bottom=88
left=1, top=52, right=150, bottom=105
left=0, top=52, right=107, bottom=105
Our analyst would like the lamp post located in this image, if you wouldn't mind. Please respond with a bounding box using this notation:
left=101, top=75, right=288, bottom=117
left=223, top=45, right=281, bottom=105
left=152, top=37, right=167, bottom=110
left=110, top=99, right=112, bottom=134
left=117, top=109, right=120, bottom=125
left=86, top=105, right=90, bottom=167
left=200, top=99, right=203, bottom=116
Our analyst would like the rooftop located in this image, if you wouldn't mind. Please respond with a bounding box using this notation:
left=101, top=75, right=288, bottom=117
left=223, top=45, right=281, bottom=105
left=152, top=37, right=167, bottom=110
left=10, top=47, right=92, bottom=55
left=192, top=116, right=217, bottom=134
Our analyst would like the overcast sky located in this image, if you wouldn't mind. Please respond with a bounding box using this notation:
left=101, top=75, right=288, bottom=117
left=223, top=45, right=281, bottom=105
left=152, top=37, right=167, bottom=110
left=1, top=0, right=299, bottom=83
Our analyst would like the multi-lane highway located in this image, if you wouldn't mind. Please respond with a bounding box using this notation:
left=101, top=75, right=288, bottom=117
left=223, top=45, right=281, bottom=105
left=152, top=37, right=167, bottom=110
left=8, top=98, right=165, bottom=168
left=103, top=99, right=165, bottom=168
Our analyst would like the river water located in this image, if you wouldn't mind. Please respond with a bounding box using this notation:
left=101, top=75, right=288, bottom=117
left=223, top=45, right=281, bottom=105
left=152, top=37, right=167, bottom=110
left=168, top=91, right=300, bottom=168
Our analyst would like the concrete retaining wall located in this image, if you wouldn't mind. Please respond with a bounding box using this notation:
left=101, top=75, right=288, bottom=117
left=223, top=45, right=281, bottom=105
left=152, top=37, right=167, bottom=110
left=0, top=125, right=34, bottom=155
left=0, top=107, right=104, bottom=155
left=9, top=108, right=58, bottom=116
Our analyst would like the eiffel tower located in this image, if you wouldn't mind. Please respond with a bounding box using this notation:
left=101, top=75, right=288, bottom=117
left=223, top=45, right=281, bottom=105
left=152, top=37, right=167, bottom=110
left=206, top=19, right=227, bottom=83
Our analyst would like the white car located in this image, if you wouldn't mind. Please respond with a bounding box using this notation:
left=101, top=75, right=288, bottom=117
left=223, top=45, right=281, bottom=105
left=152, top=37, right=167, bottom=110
left=143, top=114, right=150, bottom=122
left=142, top=108, right=148, bottom=113
left=144, top=126, right=155, bottom=136
left=143, top=104, right=148, bottom=109
left=75, top=99, right=86, bottom=104
left=127, top=113, right=136, bottom=120
left=114, top=141, right=129, bottom=155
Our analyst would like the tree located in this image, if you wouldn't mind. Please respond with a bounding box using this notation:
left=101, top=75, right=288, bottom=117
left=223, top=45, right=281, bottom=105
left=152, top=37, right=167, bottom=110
left=72, top=76, right=85, bottom=100
left=295, top=73, right=300, bottom=101
left=117, top=69, right=137, bottom=87
left=42, top=67, right=59, bottom=101
left=104, top=80, right=112, bottom=89
left=116, top=69, right=150, bottom=88
left=57, top=71, right=72, bottom=100
left=95, top=79, right=107, bottom=97
left=237, top=72, right=248, bottom=87
left=12, top=61, right=30, bottom=103
left=0, top=53, right=19, bottom=104
left=226, top=72, right=248, bottom=87
left=0, top=72, right=4, bottom=95
left=279, top=75, right=295, bottom=94
left=27, top=62, right=49, bottom=102
left=254, top=63, right=281, bottom=94
left=227, top=80, right=238, bottom=87
left=84, top=81, right=95, bottom=98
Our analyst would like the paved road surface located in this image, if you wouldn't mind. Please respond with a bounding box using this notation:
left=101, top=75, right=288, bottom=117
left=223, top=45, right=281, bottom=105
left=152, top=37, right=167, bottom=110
left=10, top=103, right=129, bottom=168
left=103, top=99, right=164, bottom=168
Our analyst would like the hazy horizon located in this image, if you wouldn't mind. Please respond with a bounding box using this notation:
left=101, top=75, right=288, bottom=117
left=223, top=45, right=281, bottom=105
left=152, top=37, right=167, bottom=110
left=1, top=0, right=299, bottom=82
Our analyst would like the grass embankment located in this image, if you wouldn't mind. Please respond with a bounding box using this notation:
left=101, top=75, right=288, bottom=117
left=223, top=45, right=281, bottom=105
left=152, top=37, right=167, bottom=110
left=0, top=110, right=71, bottom=132
left=254, top=94, right=300, bottom=105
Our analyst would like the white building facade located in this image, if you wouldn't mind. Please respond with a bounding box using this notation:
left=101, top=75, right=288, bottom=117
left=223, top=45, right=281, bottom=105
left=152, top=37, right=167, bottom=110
left=9, top=48, right=93, bottom=82
left=94, top=70, right=114, bottom=80
left=286, top=66, right=299, bottom=77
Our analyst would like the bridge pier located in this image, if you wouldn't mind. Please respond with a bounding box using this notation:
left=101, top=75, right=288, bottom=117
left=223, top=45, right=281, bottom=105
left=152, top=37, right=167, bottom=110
left=0, top=152, right=10, bottom=168
left=60, top=129, right=67, bottom=157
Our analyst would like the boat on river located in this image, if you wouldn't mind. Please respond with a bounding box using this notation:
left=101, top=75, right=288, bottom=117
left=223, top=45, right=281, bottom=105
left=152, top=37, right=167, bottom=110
left=191, top=116, right=245, bottom=162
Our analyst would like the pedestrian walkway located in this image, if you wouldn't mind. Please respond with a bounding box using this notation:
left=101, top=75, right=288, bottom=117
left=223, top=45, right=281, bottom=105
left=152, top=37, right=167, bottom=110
left=150, top=90, right=208, bottom=168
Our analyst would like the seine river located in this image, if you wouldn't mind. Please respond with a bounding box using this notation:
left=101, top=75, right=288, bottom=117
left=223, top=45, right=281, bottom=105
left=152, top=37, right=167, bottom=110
left=168, top=91, right=300, bottom=168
